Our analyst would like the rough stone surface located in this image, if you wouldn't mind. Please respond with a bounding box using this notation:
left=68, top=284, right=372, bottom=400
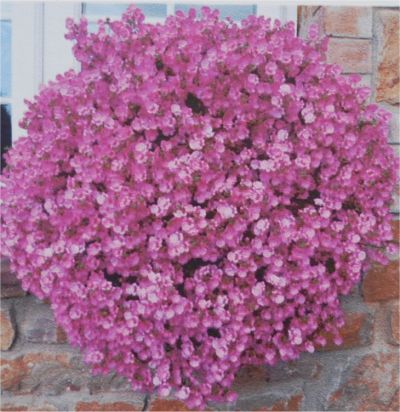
left=0, top=307, right=15, bottom=351
left=1, top=257, right=26, bottom=298
left=1, top=404, right=57, bottom=412
left=56, top=326, right=68, bottom=344
left=388, top=304, right=400, bottom=345
left=0, top=353, right=71, bottom=392
left=318, top=312, right=373, bottom=351
left=19, top=298, right=63, bottom=344
left=88, top=373, right=131, bottom=394
left=375, top=10, right=400, bottom=104
left=362, top=260, right=400, bottom=302
left=266, top=357, right=321, bottom=382
left=235, top=392, right=304, bottom=412
left=327, top=38, right=372, bottom=73
left=75, top=402, right=141, bottom=411
left=327, top=352, right=400, bottom=411
left=19, top=359, right=87, bottom=395
left=232, top=365, right=269, bottom=395
left=324, top=7, right=372, bottom=38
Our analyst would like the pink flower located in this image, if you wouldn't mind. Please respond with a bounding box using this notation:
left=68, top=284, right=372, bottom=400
left=0, top=5, right=398, bottom=410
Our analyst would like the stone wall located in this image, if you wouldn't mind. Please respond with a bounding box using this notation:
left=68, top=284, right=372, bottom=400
left=1, top=6, right=399, bottom=412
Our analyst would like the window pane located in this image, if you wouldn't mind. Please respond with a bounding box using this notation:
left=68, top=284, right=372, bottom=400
left=88, top=21, right=98, bottom=33
left=0, top=1, right=12, bottom=17
left=1, top=20, right=11, bottom=97
left=1, top=104, right=12, bottom=172
left=84, top=3, right=167, bottom=18
left=174, top=4, right=256, bottom=20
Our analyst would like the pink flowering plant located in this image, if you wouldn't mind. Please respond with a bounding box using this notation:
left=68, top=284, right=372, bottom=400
left=1, top=6, right=398, bottom=408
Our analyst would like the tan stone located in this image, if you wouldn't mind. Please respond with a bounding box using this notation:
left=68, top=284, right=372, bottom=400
left=297, top=6, right=323, bottom=39
left=327, top=38, right=372, bottom=73
left=324, top=7, right=372, bottom=38
left=0, top=307, right=15, bottom=351
left=376, top=10, right=400, bottom=104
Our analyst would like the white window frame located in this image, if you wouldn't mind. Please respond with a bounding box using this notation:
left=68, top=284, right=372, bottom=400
left=0, top=6, right=13, bottom=112
left=7, top=1, right=296, bottom=142
left=10, top=2, right=81, bottom=141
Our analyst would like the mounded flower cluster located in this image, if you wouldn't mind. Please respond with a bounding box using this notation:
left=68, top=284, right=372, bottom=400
left=1, top=6, right=398, bottom=408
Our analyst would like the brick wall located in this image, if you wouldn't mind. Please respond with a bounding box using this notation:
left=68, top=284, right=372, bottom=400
left=1, top=6, right=399, bottom=412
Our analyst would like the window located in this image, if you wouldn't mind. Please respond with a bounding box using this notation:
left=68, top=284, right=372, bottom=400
left=1, top=1, right=297, bottom=148
left=82, top=2, right=297, bottom=24
left=1, top=2, right=12, bottom=170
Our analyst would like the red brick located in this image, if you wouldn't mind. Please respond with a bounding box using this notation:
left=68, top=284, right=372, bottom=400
left=388, top=304, right=400, bottom=345
left=376, top=10, right=400, bottom=104
left=328, top=352, right=399, bottom=410
left=362, top=260, right=400, bottom=302
left=318, top=312, right=373, bottom=351
left=0, top=307, right=15, bottom=351
left=149, top=399, right=193, bottom=411
left=75, top=402, right=140, bottom=411
left=327, top=38, right=372, bottom=73
left=391, top=219, right=400, bottom=243
left=323, top=7, right=372, bottom=38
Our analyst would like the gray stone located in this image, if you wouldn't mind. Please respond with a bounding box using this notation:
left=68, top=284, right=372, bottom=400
left=19, top=298, right=59, bottom=344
